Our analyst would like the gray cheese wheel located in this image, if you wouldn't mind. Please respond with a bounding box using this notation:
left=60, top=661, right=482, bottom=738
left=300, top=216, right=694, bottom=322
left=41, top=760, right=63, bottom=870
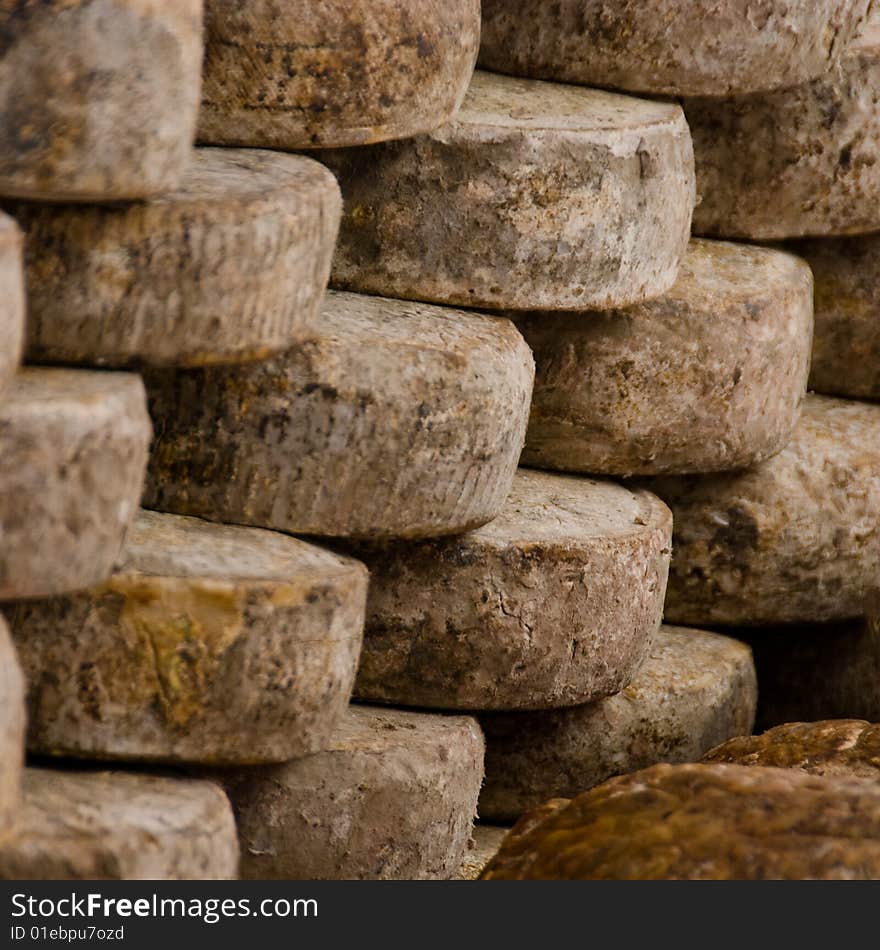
left=199, top=0, right=480, bottom=149
left=222, top=705, right=484, bottom=881
left=789, top=234, right=880, bottom=400
left=352, top=468, right=672, bottom=711
left=479, top=626, right=757, bottom=821
left=0, top=369, right=151, bottom=600
left=9, top=148, right=341, bottom=368
left=514, top=239, right=813, bottom=476
left=0, top=0, right=203, bottom=201
left=321, top=70, right=695, bottom=311
left=644, top=395, right=880, bottom=626
left=479, top=0, right=871, bottom=97
left=7, top=510, right=368, bottom=765
left=0, top=768, right=238, bottom=880
left=687, top=17, right=880, bottom=239
left=0, top=617, right=24, bottom=846
left=144, top=291, right=534, bottom=540
left=0, top=212, right=23, bottom=398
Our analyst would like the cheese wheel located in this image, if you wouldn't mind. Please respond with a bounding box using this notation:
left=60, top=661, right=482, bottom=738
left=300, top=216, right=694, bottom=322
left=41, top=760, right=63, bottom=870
left=222, top=705, right=484, bottom=880
left=144, top=292, right=534, bottom=540
left=0, top=212, right=23, bottom=398
left=10, top=149, right=341, bottom=368
left=644, top=395, right=880, bottom=626
left=479, top=626, right=757, bottom=821
left=199, top=0, right=480, bottom=149
left=322, top=71, right=695, bottom=311
left=0, top=768, right=238, bottom=880
left=0, top=618, right=24, bottom=846
left=479, top=0, right=871, bottom=97
left=515, top=239, right=813, bottom=476
left=352, top=469, right=672, bottom=710
left=0, top=369, right=151, bottom=600
left=455, top=826, right=508, bottom=881
left=0, top=0, right=202, bottom=201
left=8, top=510, right=368, bottom=765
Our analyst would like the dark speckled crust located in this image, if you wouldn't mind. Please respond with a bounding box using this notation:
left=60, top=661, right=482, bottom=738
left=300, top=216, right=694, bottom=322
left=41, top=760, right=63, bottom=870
left=789, top=234, right=880, bottom=399
left=0, top=617, right=24, bottom=845
left=479, top=0, right=871, bottom=97
left=643, top=395, right=880, bottom=626
left=351, top=469, right=672, bottom=711
left=0, top=212, right=23, bottom=398
left=687, top=18, right=880, bottom=239
left=199, top=0, right=480, bottom=149
left=0, top=0, right=203, bottom=201
left=481, top=763, right=880, bottom=880
left=513, top=239, right=813, bottom=476
left=320, top=71, right=695, bottom=311
left=704, top=720, right=880, bottom=780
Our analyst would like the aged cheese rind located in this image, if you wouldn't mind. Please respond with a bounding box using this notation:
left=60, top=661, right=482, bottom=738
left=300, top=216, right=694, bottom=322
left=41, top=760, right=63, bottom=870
left=0, top=212, right=23, bottom=398
left=0, top=617, right=24, bottom=845
left=482, top=763, right=880, bottom=880
left=199, top=0, right=480, bottom=149
left=7, top=510, right=368, bottom=765
left=222, top=706, right=484, bottom=880
left=352, top=469, right=672, bottom=710
left=0, top=768, right=238, bottom=880
left=687, top=20, right=880, bottom=239
left=10, top=149, right=341, bottom=368
left=515, top=240, right=813, bottom=476
left=479, top=626, right=757, bottom=821
left=479, top=1, right=871, bottom=98
left=144, top=291, right=534, bottom=540
left=0, top=0, right=203, bottom=201
left=322, top=71, right=695, bottom=311
left=643, top=395, right=880, bottom=626
left=0, top=369, right=151, bottom=600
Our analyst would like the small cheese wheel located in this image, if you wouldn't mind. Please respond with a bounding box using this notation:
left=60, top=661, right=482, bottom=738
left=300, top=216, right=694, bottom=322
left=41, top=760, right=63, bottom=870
left=705, top=720, right=880, bottom=781
left=144, top=292, right=534, bottom=540
left=514, top=240, right=813, bottom=476
left=687, top=18, right=880, bottom=239
left=0, top=768, right=238, bottom=880
left=479, top=0, right=871, bottom=98
left=352, top=469, right=672, bottom=711
left=199, top=0, right=480, bottom=149
left=482, top=763, right=880, bottom=880
left=789, top=234, right=880, bottom=399
left=0, top=617, right=25, bottom=845
left=479, top=626, right=757, bottom=821
left=10, top=149, right=341, bottom=368
left=0, top=0, right=202, bottom=201
left=222, top=705, right=484, bottom=880
left=0, top=369, right=151, bottom=600
left=644, top=395, right=880, bottom=626
left=0, top=213, right=24, bottom=398
left=8, top=510, right=368, bottom=765
left=322, top=71, right=695, bottom=311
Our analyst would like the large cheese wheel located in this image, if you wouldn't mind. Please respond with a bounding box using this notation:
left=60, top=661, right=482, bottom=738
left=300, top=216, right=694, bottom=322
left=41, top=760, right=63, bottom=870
left=790, top=234, right=880, bottom=399
left=322, top=71, right=695, bottom=311
left=9, top=149, right=341, bottom=368
left=0, top=369, right=151, bottom=600
left=0, top=0, right=202, bottom=201
left=0, top=213, right=23, bottom=398
left=644, top=395, right=880, bottom=626
left=0, top=769, right=238, bottom=880
left=0, top=618, right=24, bottom=846
left=199, top=0, right=480, bottom=149
left=222, top=706, right=484, bottom=880
left=144, top=292, right=534, bottom=540
left=687, top=18, right=880, bottom=239
left=7, top=510, right=368, bottom=765
left=482, top=764, right=880, bottom=880
left=479, top=1, right=871, bottom=97
left=515, top=240, right=813, bottom=476
left=352, top=469, right=672, bottom=710
left=479, top=626, right=757, bottom=821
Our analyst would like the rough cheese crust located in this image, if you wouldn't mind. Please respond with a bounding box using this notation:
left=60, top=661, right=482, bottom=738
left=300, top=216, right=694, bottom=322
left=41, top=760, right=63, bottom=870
left=0, top=617, right=24, bottom=846
left=0, top=0, right=203, bottom=201
left=199, top=0, right=480, bottom=148
left=322, top=70, right=695, bottom=311
left=0, top=212, right=23, bottom=397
